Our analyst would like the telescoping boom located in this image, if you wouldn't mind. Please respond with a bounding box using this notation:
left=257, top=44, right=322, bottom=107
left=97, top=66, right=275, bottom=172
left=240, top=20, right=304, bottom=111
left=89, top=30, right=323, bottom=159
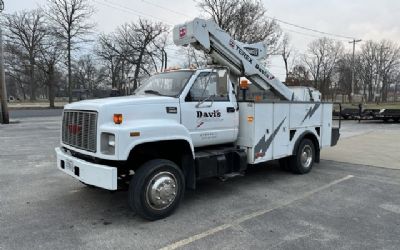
left=173, top=18, right=296, bottom=101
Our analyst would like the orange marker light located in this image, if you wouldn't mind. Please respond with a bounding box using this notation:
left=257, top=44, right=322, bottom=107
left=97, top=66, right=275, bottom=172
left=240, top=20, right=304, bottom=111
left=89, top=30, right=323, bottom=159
left=113, top=114, right=123, bottom=124
left=240, top=79, right=249, bottom=90
left=247, top=116, right=254, bottom=123
left=130, top=132, right=140, bottom=137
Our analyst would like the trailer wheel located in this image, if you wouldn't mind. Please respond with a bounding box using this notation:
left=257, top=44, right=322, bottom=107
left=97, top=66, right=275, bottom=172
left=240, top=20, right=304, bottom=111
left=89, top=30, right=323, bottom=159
left=129, top=159, right=185, bottom=221
left=289, top=139, right=315, bottom=174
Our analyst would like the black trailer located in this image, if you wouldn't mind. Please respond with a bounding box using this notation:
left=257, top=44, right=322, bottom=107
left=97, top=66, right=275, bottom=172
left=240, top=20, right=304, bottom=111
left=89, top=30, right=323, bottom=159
left=340, top=108, right=359, bottom=120
left=375, top=109, right=400, bottom=122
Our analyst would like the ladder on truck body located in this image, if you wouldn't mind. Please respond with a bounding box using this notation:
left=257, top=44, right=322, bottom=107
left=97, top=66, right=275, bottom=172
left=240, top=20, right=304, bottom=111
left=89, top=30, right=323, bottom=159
left=173, top=18, right=296, bottom=101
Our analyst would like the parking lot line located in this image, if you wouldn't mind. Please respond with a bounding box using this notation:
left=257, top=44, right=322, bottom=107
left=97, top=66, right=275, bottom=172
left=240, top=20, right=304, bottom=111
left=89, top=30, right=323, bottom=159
left=160, top=175, right=354, bottom=250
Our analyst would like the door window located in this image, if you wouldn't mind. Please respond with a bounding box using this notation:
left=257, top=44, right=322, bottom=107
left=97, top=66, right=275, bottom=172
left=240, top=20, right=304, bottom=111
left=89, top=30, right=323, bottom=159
left=187, top=71, right=228, bottom=102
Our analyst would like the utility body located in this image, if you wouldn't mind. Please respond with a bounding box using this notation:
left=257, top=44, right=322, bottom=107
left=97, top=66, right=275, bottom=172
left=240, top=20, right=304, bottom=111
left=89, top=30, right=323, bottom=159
left=55, top=18, right=340, bottom=220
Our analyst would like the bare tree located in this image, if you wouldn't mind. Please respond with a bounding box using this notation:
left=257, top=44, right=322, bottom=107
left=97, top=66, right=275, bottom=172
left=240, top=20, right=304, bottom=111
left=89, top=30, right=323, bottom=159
left=358, top=40, right=377, bottom=101
left=3, top=9, right=47, bottom=101
left=303, top=37, right=344, bottom=99
left=286, top=64, right=310, bottom=86
left=146, top=33, right=169, bottom=72
left=114, top=19, right=167, bottom=90
left=73, top=54, right=101, bottom=95
left=336, top=54, right=354, bottom=101
left=281, top=33, right=292, bottom=81
left=198, top=0, right=282, bottom=57
left=3, top=43, right=29, bottom=100
left=96, top=34, right=123, bottom=90
left=95, top=20, right=167, bottom=94
left=357, top=40, right=400, bottom=102
left=393, top=71, right=400, bottom=102
left=37, top=37, right=63, bottom=107
left=47, top=0, right=95, bottom=103
left=375, top=40, right=400, bottom=102
left=178, top=45, right=209, bottom=68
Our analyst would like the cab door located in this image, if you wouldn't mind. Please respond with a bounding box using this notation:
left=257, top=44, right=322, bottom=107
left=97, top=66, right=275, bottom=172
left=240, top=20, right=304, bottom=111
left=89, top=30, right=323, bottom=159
left=180, top=69, right=237, bottom=147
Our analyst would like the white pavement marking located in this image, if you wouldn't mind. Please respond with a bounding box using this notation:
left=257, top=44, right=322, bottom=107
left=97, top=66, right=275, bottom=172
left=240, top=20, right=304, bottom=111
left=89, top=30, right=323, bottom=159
left=380, top=203, right=400, bottom=214
left=160, top=175, right=354, bottom=250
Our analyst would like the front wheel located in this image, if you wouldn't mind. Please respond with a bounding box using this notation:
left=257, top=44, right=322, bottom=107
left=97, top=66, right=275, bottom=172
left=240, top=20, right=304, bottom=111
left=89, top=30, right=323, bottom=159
left=289, top=139, right=315, bottom=174
left=129, top=159, right=185, bottom=221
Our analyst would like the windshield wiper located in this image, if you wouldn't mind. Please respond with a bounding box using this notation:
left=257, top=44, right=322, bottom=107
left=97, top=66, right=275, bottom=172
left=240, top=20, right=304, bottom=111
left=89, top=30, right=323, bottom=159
left=144, top=90, right=164, bottom=96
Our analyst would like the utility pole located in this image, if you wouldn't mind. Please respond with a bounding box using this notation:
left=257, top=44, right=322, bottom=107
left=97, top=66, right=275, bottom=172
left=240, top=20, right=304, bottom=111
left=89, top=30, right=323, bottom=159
left=349, top=39, right=362, bottom=103
left=0, top=0, right=9, bottom=124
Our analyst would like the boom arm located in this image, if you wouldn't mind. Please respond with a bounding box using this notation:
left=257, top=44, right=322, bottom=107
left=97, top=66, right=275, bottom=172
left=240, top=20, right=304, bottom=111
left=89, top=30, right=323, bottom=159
left=173, top=18, right=296, bottom=101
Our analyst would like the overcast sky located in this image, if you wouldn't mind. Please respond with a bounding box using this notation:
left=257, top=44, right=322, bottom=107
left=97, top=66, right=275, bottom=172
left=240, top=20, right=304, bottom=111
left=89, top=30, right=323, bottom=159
left=5, top=0, right=400, bottom=79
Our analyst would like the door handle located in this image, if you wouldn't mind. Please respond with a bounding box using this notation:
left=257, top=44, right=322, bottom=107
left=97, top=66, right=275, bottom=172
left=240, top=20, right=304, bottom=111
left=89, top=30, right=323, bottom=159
left=227, top=107, right=235, bottom=113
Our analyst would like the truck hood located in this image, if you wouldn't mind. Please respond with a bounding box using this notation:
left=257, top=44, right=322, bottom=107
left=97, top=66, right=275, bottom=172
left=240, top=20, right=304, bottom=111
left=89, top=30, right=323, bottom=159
left=64, top=95, right=179, bottom=111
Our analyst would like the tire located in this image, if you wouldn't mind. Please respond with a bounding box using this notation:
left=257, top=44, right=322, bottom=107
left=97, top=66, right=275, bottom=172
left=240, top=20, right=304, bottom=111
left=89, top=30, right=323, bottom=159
left=289, top=139, right=315, bottom=174
left=129, top=159, right=185, bottom=221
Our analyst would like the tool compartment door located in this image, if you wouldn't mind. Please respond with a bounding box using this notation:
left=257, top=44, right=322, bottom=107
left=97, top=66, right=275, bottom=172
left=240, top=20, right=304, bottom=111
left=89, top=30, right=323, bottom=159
left=321, top=103, right=333, bottom=147
left=252, top=103, right=274, bottom=163
left=272, top=103, right=290, bottom=159
left=290, top=103, right=322, bottom=128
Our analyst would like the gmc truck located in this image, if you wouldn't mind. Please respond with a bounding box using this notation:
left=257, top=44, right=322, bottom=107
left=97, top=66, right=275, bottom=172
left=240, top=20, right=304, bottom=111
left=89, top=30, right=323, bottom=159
left=55, top=18, right=340, bottom=220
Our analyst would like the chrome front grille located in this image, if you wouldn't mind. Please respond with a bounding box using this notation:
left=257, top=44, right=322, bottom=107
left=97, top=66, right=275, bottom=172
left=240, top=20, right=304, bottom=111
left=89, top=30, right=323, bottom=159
left=62, top=110, right=97, bottom=152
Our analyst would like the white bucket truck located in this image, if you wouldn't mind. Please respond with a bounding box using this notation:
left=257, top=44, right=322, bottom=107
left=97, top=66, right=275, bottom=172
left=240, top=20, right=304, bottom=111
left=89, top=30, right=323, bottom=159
left=55, top=18, right=340, bottom=220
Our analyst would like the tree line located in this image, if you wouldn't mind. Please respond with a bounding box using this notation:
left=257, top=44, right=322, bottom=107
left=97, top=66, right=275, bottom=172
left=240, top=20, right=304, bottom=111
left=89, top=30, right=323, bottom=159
left=3, top=0, right=400, bottom=106
left=285, top=38, right=400, bottom=102
left=3, top=0, right=168, bottom=106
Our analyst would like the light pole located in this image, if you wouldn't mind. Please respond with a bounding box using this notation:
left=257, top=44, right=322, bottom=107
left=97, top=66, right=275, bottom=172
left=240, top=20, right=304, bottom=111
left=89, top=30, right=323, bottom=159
left=0, top=0, right=9, bottom=124
left=349, top=39, right=362, bottom=103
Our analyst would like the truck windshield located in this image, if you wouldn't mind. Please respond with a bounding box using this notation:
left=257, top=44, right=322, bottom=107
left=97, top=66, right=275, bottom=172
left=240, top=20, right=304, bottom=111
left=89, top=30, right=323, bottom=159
left=134, top=71, right=194, bottom=97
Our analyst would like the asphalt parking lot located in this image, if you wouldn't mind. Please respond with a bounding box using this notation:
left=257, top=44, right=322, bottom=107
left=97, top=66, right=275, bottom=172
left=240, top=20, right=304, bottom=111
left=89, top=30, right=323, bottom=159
left=1, top=117, right=399, bottom=250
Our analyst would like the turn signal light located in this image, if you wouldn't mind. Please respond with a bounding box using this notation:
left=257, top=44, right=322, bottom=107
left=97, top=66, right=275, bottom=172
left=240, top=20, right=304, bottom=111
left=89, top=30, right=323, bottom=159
left=113, top=114, right=123, bottom=124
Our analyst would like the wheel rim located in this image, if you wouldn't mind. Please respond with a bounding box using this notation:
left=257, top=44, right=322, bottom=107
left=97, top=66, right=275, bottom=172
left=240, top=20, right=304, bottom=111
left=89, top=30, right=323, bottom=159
left=145, top=171, right=178, bottom=210
left=300, top=145, right=313, bottom=169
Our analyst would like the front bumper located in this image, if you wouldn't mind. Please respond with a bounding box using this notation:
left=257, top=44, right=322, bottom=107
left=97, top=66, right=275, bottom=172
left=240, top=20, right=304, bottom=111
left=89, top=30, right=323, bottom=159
left=55, top=147, right=117, bottom=190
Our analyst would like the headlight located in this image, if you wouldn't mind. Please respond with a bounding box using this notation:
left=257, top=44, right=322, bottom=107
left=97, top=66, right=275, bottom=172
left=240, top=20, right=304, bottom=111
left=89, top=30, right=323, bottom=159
left=101, top=133, right=115, bottom=155
left=108, top=135, right=115, bottom=147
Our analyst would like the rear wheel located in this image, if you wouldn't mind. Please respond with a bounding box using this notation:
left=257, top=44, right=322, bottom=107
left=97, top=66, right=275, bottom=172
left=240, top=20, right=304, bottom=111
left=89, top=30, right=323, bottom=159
left=129, top=159, right=185, bottom=221
left=289, top=139, right=315, bottom=174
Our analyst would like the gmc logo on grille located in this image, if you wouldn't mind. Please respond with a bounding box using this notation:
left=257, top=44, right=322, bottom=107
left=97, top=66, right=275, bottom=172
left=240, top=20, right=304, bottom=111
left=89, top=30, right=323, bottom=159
left=68, top=124, right=82, bottom=134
